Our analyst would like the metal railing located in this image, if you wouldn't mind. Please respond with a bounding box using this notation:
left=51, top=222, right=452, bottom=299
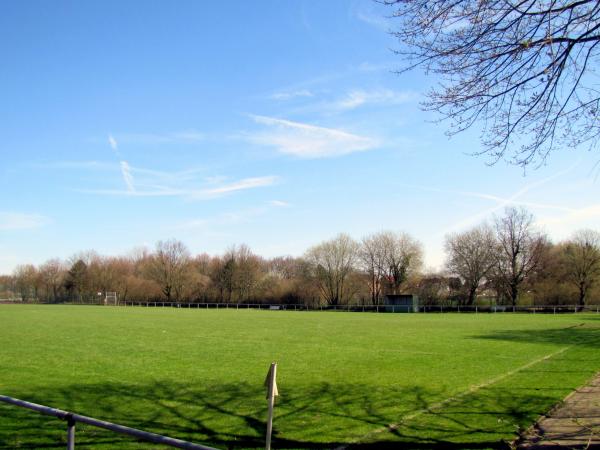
left=0, top=395, right=219, bottom=450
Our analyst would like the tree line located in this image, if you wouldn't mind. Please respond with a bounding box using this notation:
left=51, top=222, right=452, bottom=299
left=1, top=207, right=599, bottom=306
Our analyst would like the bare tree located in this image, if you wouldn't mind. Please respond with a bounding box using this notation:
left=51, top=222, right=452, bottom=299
left=563, top=229, right=600, bottom=305
left=494, top=207, right=546, bottom=305
left=445, top=224, right=497, bottom=305
left=305, top=234, right=359, bottom=305
left=380, top=231, right=423, bottom=295
left=145, top=239, right=192, bottom=302
left=38, top=259, right=65, bottom=302
left=359, top=232, right=389, bottom=304
left=268, top=256, right=301, bottom=280
left=211, top=249, right=236, bottom=302
left=232, top=244, right=263, bottom=302
left=387, top=1, right=600, bottom=166
left=13, top=264, right=39, bottom=302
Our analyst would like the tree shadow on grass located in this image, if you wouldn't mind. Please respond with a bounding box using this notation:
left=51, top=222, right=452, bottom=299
left=0, top=377, right=581, bottom=450
left=475, top=322, right=600, bottom=349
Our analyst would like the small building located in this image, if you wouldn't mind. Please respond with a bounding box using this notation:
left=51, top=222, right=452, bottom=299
left=383, top=294, right=419, bottom=312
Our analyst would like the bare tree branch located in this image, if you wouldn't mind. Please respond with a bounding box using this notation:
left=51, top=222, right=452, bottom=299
left=387, top=0, right=600, bottom=166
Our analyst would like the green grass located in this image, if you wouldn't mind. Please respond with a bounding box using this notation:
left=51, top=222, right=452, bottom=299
left=0, top=305, right=599, bottom=449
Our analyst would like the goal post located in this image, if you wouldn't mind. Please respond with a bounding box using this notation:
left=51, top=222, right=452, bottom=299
left=105, top=292, right=118, bottom=306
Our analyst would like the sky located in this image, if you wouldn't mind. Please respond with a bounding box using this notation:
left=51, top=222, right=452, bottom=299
left=1, top=0, right=599, bottom=274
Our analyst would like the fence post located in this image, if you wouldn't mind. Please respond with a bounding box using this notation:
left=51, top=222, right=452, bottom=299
left=66, top=416, right=75, bottom=450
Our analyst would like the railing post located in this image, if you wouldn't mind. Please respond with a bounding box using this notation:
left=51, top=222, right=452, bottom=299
left=66, top=416, right=75, bottom=450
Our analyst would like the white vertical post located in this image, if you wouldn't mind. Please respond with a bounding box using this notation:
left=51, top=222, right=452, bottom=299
left=265, top=362, right=278, bottom=450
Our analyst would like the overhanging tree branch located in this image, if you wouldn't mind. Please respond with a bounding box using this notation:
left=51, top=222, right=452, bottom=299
left=386, top=0, right=600, bottom=166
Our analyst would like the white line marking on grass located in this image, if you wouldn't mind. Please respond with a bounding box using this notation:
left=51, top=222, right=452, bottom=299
left=336, top=346, right=571, bottom=449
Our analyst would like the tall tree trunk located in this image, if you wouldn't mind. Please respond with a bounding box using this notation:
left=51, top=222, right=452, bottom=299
left=579, top=282, right=586, bottom=306
left=468, top=286, right=477, bottom=306
left=510, top=283, right=518, bottom=307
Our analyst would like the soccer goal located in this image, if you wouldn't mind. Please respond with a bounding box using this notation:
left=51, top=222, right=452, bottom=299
left=104, top=292, right=118, bottom=306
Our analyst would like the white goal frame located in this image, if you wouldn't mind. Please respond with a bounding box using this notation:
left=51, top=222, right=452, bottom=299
left=104, top=292, right=118, bottom=305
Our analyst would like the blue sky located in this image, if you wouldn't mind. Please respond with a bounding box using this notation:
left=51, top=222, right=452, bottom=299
left=1, top=0, right=599, bottom=274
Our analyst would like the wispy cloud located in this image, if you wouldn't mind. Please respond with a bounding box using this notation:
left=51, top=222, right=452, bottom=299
left=328, top=89, right=417, bottom=112
left=354, top=10, right=391, bottom=31
left=108, top=134, right=119, bottom=155
left=111, top=131, right=205, bottom=145
left=172, top=218, right=209, bottom=230
left=120, top=161, right=135, bottom=193
left=196, top=176, right=280, bottom=198
left=424, top=161, right=582, bottom=234
left=81, top=175, right=279, bottom=199
left=31, top=160, right=116, bottom=170
left=270, top=89, right=314, bottom=101
left=248, top=115, right=378, bottom=158
left=409, top=185, right=575, bottom=214
left=33, top=161, right=206, bottom=185
left=172, top=207, right=268, bottom=231
left=536, top=204, right=600, bottom=228
left=39, top=157, right=276, bottom=200
left=0, top=212, right=51, bottom=231
left=108, top=134, right=136, bottom=193
left=276, top=88, right=418, bottom=116
left=269, top=200, right=290, bottom=207
left=356, top=61, right=392, bottom=73
left=171, top=200, right=289, bottom=232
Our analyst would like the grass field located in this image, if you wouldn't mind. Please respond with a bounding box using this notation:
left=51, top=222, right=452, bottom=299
left=0, top=305, right=599, bottom=449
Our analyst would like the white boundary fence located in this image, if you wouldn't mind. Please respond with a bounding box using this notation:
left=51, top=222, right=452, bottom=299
left=114, top=302, right=600, bottom=314
left=6, top=299, right=600, bottom=314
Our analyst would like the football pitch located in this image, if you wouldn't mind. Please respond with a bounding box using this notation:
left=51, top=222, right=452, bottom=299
left=0, top=305, right=599, bottom=449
